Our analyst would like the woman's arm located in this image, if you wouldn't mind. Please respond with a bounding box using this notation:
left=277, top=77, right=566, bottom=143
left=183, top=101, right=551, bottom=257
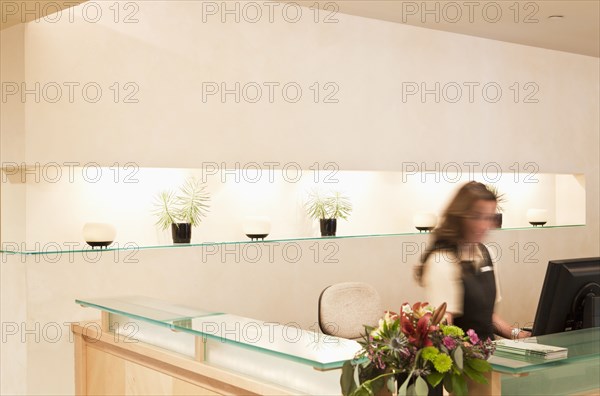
left=492, top=313, right=531, bottom=339
left=422, top=251, right=464, bottom=318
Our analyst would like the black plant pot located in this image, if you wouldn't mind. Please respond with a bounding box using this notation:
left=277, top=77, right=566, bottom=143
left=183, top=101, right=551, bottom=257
left=171, top=223, right=192, bottom=243
left=320, top=218, right=337, bottom=237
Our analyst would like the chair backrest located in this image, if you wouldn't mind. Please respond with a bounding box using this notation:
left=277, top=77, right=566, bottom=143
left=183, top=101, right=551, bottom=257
left=318, top=282, right=383, bottom=340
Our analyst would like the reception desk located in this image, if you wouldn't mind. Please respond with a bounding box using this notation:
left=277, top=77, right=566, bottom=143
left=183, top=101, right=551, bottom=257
left=73, top=296, right=600, bottom=395
left=73, top=296, right=361, bottom=395
left=487, top=328, right=600, bottom=396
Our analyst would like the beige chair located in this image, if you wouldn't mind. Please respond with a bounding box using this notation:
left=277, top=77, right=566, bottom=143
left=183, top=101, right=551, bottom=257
left=318, top=282, right=383, bottom=340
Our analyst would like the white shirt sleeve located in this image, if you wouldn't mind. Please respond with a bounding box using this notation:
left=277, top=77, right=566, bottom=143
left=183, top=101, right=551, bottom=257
left=422, top=250, right=464, bottom=315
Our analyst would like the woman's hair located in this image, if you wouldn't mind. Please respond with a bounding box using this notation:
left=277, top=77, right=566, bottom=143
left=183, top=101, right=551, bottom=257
left=414, top=181, right=497, bottom=283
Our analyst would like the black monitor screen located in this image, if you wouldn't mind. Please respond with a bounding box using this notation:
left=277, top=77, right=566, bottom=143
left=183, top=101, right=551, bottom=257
left=531, top=257, right=600, bottom=336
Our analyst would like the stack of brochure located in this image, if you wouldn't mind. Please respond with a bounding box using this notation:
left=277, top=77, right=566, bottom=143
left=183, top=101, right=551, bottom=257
left=494, top=339, right=568, bottom=360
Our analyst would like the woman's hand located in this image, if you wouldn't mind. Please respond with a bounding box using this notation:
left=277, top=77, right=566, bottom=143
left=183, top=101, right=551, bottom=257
left=510, top=327, right=532, bottom=339
left=493, top=313, right=532, bottom=339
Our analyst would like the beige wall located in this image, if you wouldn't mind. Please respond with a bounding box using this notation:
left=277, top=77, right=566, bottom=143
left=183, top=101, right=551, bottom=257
left=4, top=226, right=596, bottom=395
left=0, top=1, right=599, bottom=394
left=14, top=168, right=586, bottom=247
left=0, top=23, right=26, bottom=245
left=20, top=2, right=599, bottom=173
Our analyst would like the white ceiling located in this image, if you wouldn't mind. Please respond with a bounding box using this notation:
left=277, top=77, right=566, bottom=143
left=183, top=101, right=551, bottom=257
left=297, top=0, right=600, bottom=57
left=1, top=1, right=598, bottom=57
left=0, top=0, right=86, bottom=30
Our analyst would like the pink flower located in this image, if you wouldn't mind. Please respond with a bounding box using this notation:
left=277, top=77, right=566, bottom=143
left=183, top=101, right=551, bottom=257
left=467, top=329, right=480, bottom=344
left=443, top=336, right=456, bottom=350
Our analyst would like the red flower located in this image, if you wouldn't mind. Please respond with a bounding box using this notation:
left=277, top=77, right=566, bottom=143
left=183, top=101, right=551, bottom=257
left=401, top=311, right=434, bottom=347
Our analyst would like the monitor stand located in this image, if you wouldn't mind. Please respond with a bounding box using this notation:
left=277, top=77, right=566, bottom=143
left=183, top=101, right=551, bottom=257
left=583, top=294, right=600, bottom=328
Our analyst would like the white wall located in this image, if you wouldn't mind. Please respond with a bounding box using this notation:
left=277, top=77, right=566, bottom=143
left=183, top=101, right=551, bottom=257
left=5, top=225, right=594, bottom=395
left=0, top=23, right=26, bottom=246
left=0, top=25, right=28, bottom=395
left=13, top=167, right=586, bottom=247
left=19, top=2, right=599, bottom=172
left=0, top=1, right=599, bottom=394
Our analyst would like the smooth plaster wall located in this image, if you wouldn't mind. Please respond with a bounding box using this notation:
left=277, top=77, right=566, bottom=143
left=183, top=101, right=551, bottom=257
left=6, top=226, right=593, bottom=395
left=18, top=0, right=600, bottom=247
left=20, top=2, right=599, bottom=174
left=19, top=169, right=583, bottom=246
left=0, top=25, right=27, bottom=395
left=0, top=23, right=26, bottom=246
left=0, top=1, right=598, bottom=394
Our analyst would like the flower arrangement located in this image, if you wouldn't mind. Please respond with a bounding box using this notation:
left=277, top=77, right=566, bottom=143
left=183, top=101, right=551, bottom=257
left=341, top=302, right=495, bottom=396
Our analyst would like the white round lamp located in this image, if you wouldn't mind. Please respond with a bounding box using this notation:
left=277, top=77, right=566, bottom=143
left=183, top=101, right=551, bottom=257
left=243, top=216, right=271, bottom=241
left=82, top=223, right=116, bottom=249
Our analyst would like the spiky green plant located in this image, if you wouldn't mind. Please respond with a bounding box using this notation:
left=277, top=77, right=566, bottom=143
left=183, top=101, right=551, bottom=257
left=306, top=190, right=329, bottom=220
left=153, top=177, right=210, bottom=230
left=326, top=192, right=352, bottom=220
left=306, top=190, right=353, bottom=220
left=176, top=177, right=211, bottom=226
left=153, top=190, right=179, bottom=230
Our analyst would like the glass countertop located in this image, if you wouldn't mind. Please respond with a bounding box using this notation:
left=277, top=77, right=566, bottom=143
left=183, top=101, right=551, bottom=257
left=489, top=327, right=600, bottom=374
left=76, top=297, right=599, bottom=373
left=76, top=296, right=362, bottom=370
left=2, top=224, right=584, bottom=255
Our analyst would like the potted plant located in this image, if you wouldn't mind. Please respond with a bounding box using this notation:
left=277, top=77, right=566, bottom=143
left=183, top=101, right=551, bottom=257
left=485, top=184, right=506, bottom=228
left=306, top=191, right=352, bottom=237
left=153, top=177, right=210, bottom=243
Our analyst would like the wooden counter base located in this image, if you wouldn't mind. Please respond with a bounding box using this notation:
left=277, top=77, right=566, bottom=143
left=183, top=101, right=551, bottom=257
left=72, top=322, right=296, bottom=396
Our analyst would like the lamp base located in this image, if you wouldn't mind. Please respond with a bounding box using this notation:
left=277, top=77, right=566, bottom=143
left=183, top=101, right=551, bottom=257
left=415, top=226, right=434, bottom=233
left=529, top=222, right=547, bottom=227
left=246, top=234, right=268, bottom=241
left=86, top=241, right=113, bottom=249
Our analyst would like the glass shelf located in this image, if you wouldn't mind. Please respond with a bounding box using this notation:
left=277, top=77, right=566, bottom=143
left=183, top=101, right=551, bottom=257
left=76, top=296, right=362, bottom=370
left=489, top=327, right=600, bottom=374
left=0, top=224, right=585, bottom=256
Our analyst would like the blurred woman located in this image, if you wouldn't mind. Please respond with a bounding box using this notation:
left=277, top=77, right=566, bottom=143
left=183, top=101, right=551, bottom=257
left=415, top=181, right=529, bottom=340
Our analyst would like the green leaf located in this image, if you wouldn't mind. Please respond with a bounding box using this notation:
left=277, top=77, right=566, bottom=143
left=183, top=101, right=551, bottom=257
left=340, top=361, right=357, bottom=396
left=443, top=374, right=453, bottom=393
left=398, top=373, right=413, bottom=396
left=351, top=385, right=374, bottom=396
left=426, top=372, right=444, bottom=388
left=370, top=376, right=386, bottom=395
left=451, top=374, right=468, bottom=396
left=466, top=358, right=492, bottom=373
left=453, top=346, right=464, bottom=370
left=463, top=364, right=488, bottom=384
left=415, top=376, right=429, bottom=396
left=386, top=376, right=397, bottom=394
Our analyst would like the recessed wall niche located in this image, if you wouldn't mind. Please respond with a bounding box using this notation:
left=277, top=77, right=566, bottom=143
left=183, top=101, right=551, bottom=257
left=1, top=165, right=586, bottom=249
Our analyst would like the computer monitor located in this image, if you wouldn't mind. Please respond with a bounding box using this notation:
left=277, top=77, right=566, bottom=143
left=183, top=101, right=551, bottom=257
left=531, top=257, right=600, bottom=336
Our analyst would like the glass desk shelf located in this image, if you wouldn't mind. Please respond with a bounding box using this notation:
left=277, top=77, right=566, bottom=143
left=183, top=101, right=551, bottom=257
left=76, top=295, right=361, bottom=371
left=489, top=328, right=600, bottom=375
left=489, top=328, right=600, bottom=395
left=75, top=297, right=599, bottom=395
left=2, top=224, right=584, bottom=256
